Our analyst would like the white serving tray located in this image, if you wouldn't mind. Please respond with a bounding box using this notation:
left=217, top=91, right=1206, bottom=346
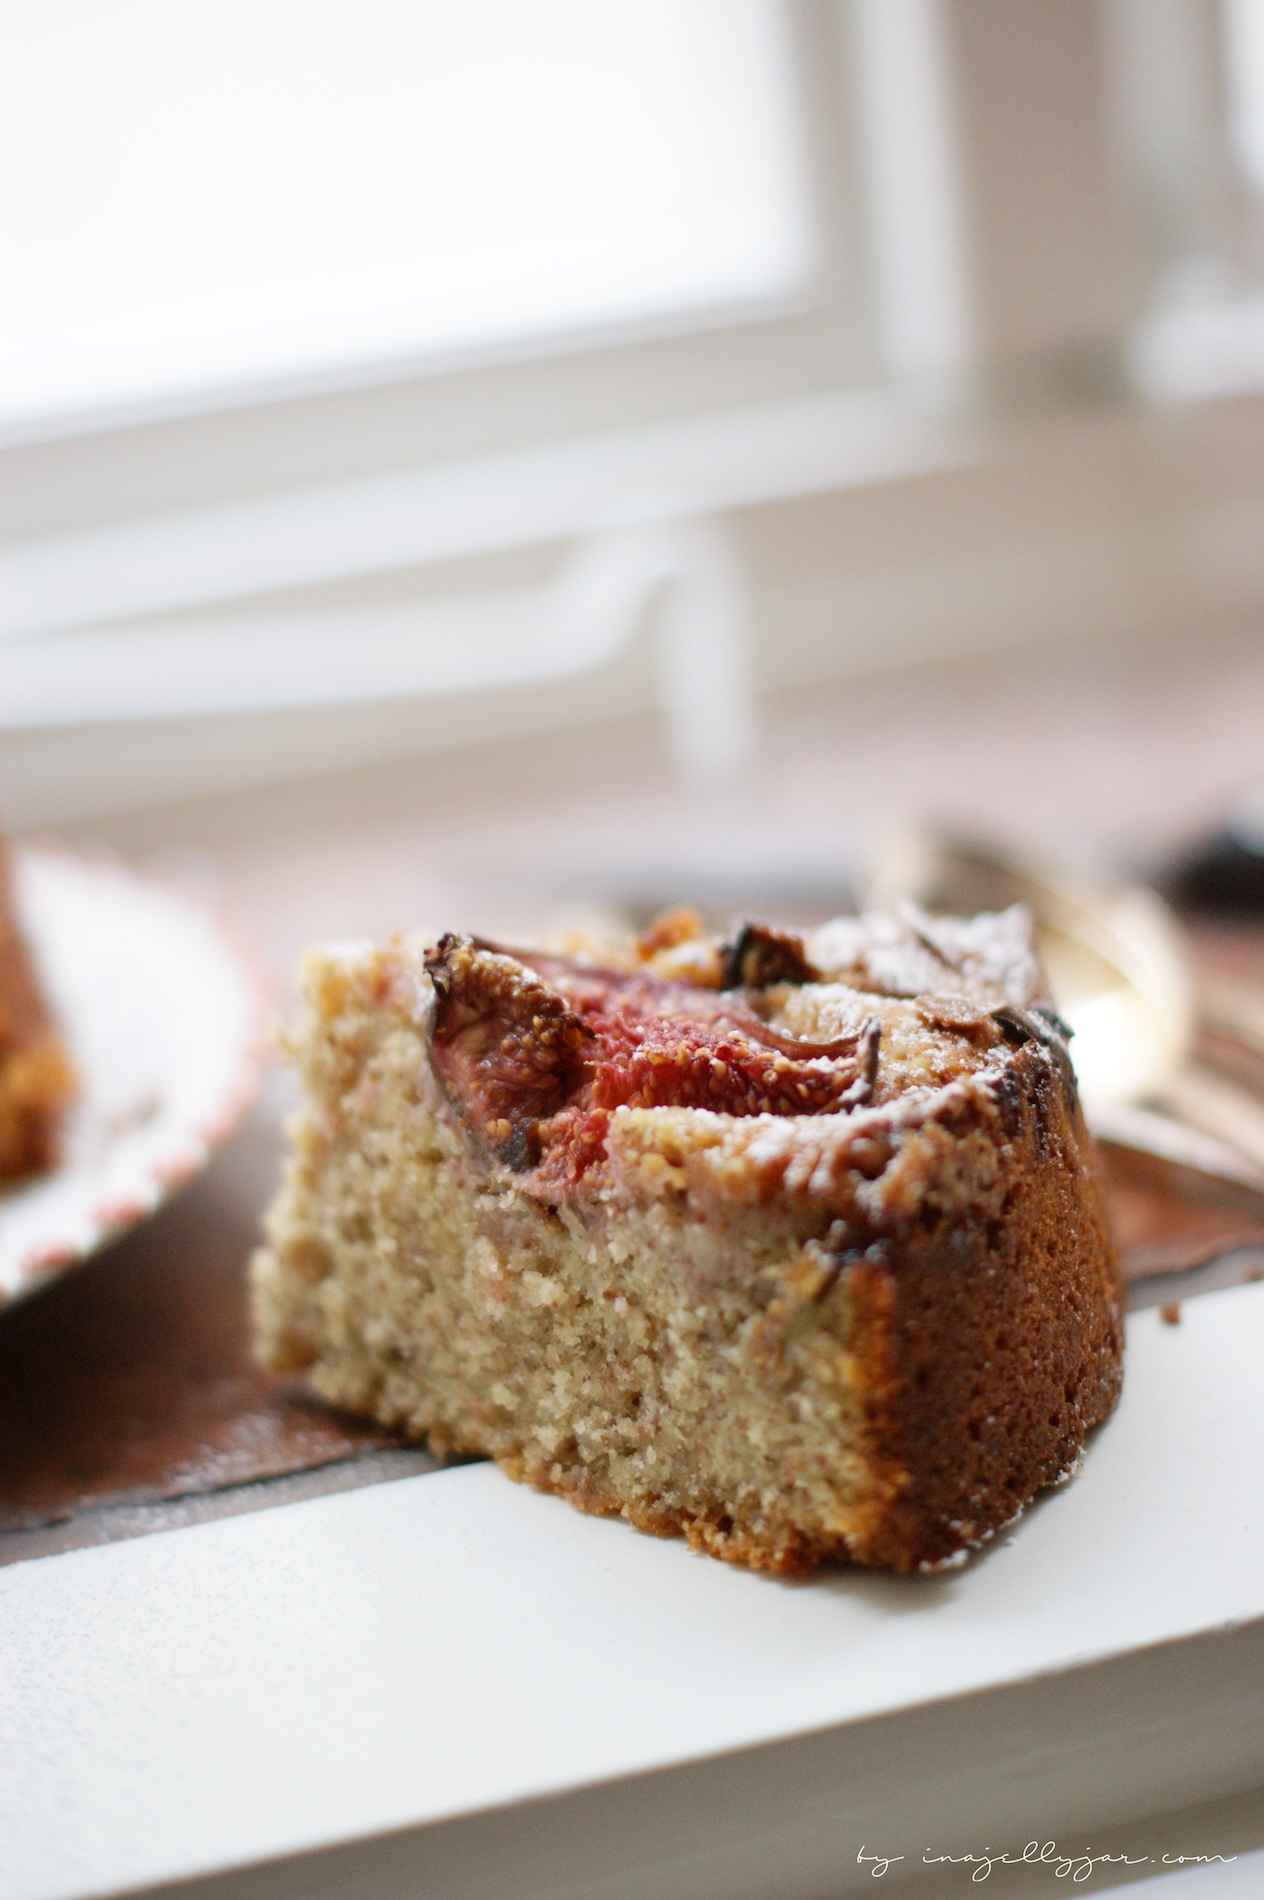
left=3, top=1283, right=1263, bottom=1900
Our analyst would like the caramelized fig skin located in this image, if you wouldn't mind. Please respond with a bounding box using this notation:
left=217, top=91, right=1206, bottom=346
left=424, top=935, right=589, bottom=1165
left=721, top=921, right=820, bottom=990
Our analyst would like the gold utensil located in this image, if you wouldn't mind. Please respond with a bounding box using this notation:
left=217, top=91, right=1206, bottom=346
left=864, top=831, right=1264, bottom=1196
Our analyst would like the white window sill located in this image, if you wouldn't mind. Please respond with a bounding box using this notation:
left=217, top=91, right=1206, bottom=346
left=3, top=1284, right=1263, bottom=1900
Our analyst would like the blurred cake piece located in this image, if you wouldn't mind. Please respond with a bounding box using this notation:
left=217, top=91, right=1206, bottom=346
left=0, top=840, right=76, bottom=1181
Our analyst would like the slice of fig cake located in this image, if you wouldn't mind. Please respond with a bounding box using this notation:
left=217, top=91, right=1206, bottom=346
left=252, top=905, right=1122, bottom=1572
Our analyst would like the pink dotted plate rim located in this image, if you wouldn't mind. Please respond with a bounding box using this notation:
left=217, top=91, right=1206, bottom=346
left=1, top=844, right=272, bottom=1305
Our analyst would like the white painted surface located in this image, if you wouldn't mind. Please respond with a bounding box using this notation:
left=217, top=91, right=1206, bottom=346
left=850, top=0, right=974, bottom=383
left=2, top=1282, right=1262, bottom=1900
left=0, top=391, right=982, bottom=644
left=0, top=519, right=756, bottom=786
left=1126, top=1848, right=1264, bottom=1897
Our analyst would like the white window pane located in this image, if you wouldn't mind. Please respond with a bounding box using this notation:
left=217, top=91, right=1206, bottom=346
left=0, top=0, right=813, bottom=428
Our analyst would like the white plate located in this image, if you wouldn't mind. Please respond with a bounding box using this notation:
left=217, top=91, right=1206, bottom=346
left=0, top=846, right=269, bottom=1303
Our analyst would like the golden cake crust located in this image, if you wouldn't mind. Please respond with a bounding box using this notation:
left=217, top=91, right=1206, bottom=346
left=252, top=908, right=1123, bottom=1572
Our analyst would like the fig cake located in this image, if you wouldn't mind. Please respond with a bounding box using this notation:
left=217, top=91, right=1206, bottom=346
left=252, top=905, right=1123, bottom=1572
